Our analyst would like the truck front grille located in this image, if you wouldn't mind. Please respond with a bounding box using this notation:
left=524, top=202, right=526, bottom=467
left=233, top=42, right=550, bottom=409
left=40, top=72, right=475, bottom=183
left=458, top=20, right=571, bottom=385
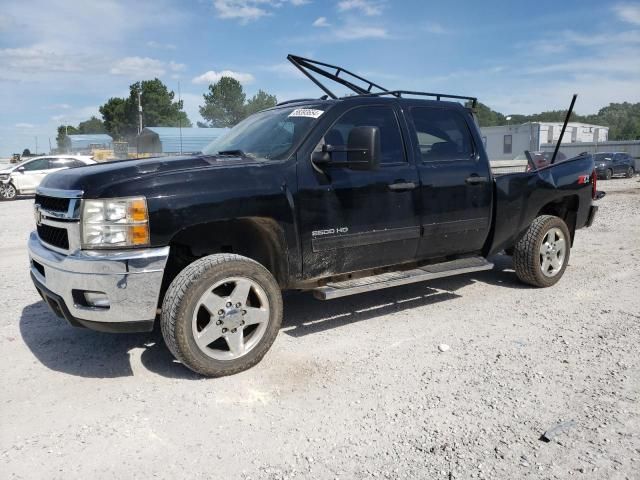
left=37, top=224, right=70, bottom=250
left=35, top=195, right=71, bottom=214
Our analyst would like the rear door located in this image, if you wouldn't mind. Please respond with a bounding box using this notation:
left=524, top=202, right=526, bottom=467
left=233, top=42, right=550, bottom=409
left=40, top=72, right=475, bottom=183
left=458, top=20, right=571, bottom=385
left=407, top=105, right=493, bottom=258
left=297, top=104, right=421, bottom=279
left=49, top=158, right=76, bottom=173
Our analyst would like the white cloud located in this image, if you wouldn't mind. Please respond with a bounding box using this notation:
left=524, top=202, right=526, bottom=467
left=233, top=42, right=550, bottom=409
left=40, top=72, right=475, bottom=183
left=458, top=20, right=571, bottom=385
left=44, top=103, right=72, bottom=110
left=313, top=16, right=330, bottom=27
left=335, top=25, right=388, bottom=40
left=169, top=61, right=187, bottom=72
left=525, top=50, right=640, bottom=76
left=213, top=0, right=308, bottom=24
left=0, top=46, right=88, bottom=78
left=614, top=3, right=640, bottom=25
left=337, top=0, right=383, bottom=16
left=146, top=40, right=177, bottom=50
left=259, top=62, right=305, bottom=78
left=192, top=70, right=255, bottom=84
left=15, top=123, right=35, bottom=129
left=109, top=57, right=168, bottom=77
left=179, top=92, right=205, bottom=124
left=424, top=22, right=448, bottom=34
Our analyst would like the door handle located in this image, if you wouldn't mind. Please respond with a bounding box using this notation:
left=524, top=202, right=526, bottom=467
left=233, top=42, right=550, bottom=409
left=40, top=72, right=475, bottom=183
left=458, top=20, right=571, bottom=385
left=388, top=181, right=417, bottom=191
left=465, top=176, right=489, bottom=185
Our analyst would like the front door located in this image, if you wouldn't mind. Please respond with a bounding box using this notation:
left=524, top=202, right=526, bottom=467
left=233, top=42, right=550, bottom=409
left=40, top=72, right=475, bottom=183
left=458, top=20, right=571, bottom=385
left=406, top=105, right=493, bottom=258
left=13, top=158, right=52, bottom=193
left=297, top=104, right=421, bottom=280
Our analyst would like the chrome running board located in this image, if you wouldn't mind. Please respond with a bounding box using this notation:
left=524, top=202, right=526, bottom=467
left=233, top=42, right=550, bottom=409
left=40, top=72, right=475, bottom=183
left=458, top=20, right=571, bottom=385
left=313, top=256, right=493, bottom=300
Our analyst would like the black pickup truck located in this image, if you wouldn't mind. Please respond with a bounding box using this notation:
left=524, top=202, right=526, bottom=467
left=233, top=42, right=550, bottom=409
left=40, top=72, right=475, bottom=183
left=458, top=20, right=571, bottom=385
left=29, top=56, right=599, bottom=376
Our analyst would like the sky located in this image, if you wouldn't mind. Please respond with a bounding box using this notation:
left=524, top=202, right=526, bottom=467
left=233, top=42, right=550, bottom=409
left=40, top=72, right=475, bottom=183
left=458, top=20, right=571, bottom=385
left=1, top=0, right=639, bottom=156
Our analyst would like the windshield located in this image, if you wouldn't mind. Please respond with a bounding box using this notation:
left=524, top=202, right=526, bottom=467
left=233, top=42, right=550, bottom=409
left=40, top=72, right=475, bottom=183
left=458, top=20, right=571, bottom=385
left=202, top=105, right=326, bottom=161
left=594, top=153, right=612, bottom=162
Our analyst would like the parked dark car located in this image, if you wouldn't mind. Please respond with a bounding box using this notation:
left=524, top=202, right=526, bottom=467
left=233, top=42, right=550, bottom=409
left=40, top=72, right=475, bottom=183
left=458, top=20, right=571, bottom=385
left=593, top=152, right=635, bottom=179
left=27, top=55, right=600, bottom=377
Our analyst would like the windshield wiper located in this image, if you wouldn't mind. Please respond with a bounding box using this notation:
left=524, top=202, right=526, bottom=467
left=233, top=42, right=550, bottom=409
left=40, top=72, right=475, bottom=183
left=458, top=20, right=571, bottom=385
left=217, top=149, right=247, bottom=157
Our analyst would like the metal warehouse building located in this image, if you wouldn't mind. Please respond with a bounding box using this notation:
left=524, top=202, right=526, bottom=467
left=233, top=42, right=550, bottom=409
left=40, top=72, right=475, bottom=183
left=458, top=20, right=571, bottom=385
left=136, top=127, right=228, bottom=155
left=63, top=134, right=113, bottom=153
left=481, top=122, right=609, bottom=161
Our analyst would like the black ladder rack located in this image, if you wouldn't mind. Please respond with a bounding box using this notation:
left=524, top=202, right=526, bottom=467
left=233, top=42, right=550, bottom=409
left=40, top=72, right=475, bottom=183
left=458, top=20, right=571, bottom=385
left=287, top=54, right=477, bottom=107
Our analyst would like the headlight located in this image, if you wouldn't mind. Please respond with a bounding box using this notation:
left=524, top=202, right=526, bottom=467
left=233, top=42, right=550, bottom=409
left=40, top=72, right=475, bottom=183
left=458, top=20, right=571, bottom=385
left=81, top=197, right=150, bottom=248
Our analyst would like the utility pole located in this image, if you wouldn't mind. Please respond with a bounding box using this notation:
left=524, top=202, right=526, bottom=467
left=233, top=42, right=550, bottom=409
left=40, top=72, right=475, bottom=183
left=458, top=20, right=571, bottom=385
left=138, top=89, right=143, bottom=135
left=178, top=81, right=183, bottom=155
left=35, top=136, right=38, bottom=155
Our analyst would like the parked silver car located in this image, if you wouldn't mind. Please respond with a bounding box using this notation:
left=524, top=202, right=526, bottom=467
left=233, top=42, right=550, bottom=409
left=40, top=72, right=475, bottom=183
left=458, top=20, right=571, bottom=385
left=0, top=155, right=96, bottom=200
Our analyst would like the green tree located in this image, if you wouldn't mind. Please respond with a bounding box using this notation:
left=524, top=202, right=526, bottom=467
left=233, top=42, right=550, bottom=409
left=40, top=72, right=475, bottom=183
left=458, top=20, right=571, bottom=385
left=77, top=116, right=106, bottom=134
left=99, top=79, right=191, bottom=140
left=245, top=90, right=277, bottom=117
left=99, top=97, right=128, bottom=139
left=56, top=125, right=79, bottom=149
left=199, top=77, right=247, bottom=127
left=22, top=148, right=31, bottom=157
left=467, top=101, right=506, bottom=127
left=127, top=79, right=191, bottom=131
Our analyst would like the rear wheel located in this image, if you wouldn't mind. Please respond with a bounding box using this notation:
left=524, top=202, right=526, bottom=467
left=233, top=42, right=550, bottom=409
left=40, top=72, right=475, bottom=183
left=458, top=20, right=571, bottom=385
left=605, top=168, right=613, bottom=180
left=513, top=215, right=570, bottom=288
left=0, top=183, right=17, bottom=201
left=626, top=167, right=635, bottom=178
left=161, top=253, right=282, bottom=377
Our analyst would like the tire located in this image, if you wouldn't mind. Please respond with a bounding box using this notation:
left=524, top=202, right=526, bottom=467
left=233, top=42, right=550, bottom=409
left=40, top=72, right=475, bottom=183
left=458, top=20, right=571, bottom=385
left=626, top=167, right=635, bottom=178
left=0, top=183, right=17, bottom=201
left=513, top=215, right=571, bottom=288
left=161, top=253, right=282, bottom=377
left=605, top=169, right=613, bottom=180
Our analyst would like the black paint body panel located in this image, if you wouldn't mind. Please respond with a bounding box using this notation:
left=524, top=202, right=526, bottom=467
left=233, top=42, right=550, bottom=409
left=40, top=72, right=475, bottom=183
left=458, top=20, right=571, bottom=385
left=40, top=97, right=596, bottom=286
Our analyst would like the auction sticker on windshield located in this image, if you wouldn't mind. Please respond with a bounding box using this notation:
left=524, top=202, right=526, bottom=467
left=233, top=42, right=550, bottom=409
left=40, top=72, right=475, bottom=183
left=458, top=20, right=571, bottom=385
left=288, top=108, right=324, bottom=119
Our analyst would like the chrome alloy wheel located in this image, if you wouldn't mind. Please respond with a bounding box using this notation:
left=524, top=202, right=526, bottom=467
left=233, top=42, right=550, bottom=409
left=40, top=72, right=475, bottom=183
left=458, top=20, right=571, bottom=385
left=0, top=183, right=16, bottom=200
left=539, top=227, right=566, bottom=278
left=192, top=276, right=270, bottom=360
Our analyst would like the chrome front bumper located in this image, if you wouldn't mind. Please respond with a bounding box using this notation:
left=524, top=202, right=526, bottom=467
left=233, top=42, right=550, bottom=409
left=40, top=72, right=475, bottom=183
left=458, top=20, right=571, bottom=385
left=28, top=231, right=169, bottom=332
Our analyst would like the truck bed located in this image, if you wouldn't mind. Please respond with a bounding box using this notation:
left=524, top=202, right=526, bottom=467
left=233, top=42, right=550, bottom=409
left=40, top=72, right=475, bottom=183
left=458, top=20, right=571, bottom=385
left=488, top=154, right=596, bottom=256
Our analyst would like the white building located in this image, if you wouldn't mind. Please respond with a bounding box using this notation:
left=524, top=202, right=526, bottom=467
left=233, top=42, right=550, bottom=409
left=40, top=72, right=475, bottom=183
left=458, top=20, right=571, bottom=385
left=481, top=122, right=609, bottom=161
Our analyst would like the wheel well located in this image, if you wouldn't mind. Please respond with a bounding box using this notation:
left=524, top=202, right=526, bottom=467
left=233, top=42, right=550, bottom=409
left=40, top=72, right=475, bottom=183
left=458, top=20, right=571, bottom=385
left=537, top=195, right=579, bottom=243
left=161, top=218, right=289, bottom=300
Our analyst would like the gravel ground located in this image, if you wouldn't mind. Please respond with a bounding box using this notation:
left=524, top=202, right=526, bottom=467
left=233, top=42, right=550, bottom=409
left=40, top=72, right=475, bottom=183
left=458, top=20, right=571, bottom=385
left=1, top=178, right=639, bottom=479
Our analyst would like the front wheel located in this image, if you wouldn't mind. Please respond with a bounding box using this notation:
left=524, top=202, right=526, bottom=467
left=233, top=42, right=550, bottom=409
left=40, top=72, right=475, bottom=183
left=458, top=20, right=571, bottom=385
left=605, top=168, right=613, bottom=180
left=626, top=167, right=635, bottom=178
left=161, top=254, right=283, bottom=377
left=0, top=183, right=17, bottom=201
left=513, top=215, right=571, bottom=288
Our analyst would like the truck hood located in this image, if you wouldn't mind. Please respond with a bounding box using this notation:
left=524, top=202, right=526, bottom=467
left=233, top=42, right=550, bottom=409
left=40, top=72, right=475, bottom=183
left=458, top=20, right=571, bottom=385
left=39, top=154, right=261, bottom=198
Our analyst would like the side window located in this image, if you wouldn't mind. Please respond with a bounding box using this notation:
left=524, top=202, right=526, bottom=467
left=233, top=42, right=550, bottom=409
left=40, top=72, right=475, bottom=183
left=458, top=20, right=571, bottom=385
left=503, top=135, right=512, bottom=155
left=50, top=159, right=74, bottom=169
left=21, top=158, right=50, bottom=171
left=323, top=105, right=405, bottom=164
left=409, top=107, right=474, bottom=162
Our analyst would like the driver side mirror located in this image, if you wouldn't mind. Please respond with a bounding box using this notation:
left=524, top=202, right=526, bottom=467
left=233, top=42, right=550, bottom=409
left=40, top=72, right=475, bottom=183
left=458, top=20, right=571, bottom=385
left=16, top=166, right=25, bottom=173
left=312, top=126, right=381, bottom=171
